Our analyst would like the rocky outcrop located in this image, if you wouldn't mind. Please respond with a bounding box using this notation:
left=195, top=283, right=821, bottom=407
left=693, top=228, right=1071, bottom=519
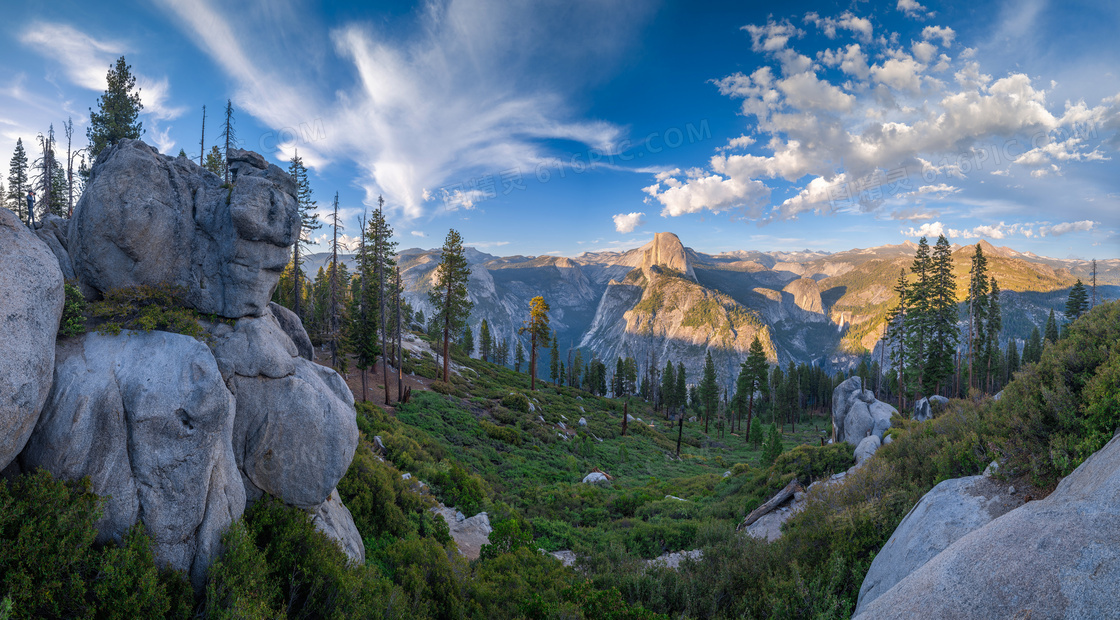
left=913, top=397, right=931, bottom=422
left=854, top=435, right=881, bottom=464
left=854, top=474, right=1023, bottom=615
left=269, top=301, right=314, bottom=361
left=33, top=214, right=76, bottom=281
left=638, top=232, right=695, bottom=281
left=20, top=331, right=244, bottom=589
left=69, top=140, right=299, bottom=318
left=832, top=376, right=896, bottom=448
left=310, top=489, right=365, bottom=565
left=433, top=506, right=492, bottom=560
left=781, top=278, right=825, bottom=318
left=0, top=208, right=64, bottom=470
left=856, top=434, right=1120, bottom=619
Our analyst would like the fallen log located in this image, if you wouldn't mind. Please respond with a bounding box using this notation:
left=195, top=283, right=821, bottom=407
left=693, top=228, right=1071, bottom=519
left=736, top=478, right=803, bottom=531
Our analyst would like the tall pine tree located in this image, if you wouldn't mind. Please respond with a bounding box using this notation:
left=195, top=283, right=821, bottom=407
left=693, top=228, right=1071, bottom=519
left=87, top=56, right=143, bottom=160
left=966, top=244, right=990, bottom=391
left=479, top=319, right=493, bottom=363
left=1065, top=279, right=1089, bottom=322
left=8, top=139, right=30, bottom=224
left=428, top=229, right=473, bottom=382
left=520, top=296, right=551, bottom=390
left=287, top=153, right=320, bottom=321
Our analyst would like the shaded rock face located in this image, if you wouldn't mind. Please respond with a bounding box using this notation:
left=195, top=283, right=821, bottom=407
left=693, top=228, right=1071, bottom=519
left=913, top=397, right=932, bottom=422
left=69, top=140, right=299, bottom=318
left=310, top=489, right=365, bottom=565
left=269, top=302, right=314, bottom=361
left=640, top=232, right=695, bottom=281
left=0, top=208, right=64, bottom=470
left=781, top=278, right=825, bottom=317
left=854, top=474, right=1022, bottom=615
left=34, top=214, right=76, bottom=281
left=856, top=434, right=1120, bottom=619
left=20, top=331, right=245, bottom=589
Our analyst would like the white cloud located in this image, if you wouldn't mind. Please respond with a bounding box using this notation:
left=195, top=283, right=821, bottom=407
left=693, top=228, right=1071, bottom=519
left=921, top=26, right=955, bottom=46
left=902, top=221, right=945, bottom=237
left=911, top=40, right=937, bottom=64
left=464, top=240, right=510, bottom=249
left=871, top=55, right=925, bottom=94
left=897, top=0, right=934, bottom=19
left=917, top=183, right=960, bottom=195
left=156, top=0, right=644, bottom=220
left=804, top=11, right=873, bottom=42
left=612, top=211, right=646, bottom=233
left=718, top=134, right=756, bottom=151
left=742, top=20, right=802, bottom=52
left=20, top=22, right=186, bottom=121
left=410, top=230, right=427, bottom=237
left=1040, top=220, right=1097, bottom=236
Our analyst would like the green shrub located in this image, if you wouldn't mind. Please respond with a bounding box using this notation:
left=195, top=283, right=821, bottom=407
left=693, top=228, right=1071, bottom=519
left=59, top=280, right=87, bottom=338
left=490, top=405, right=519, bottom=425
left=502, top=392, right=532, bottom=413
left=90, top=284, right=211, bottom=341
left=431, top=380, right=457, bottom=395
left=761, top=424, right=783, bottom=465
left=202, top=521, right=279, bottom=619
left=481, top=420, right=523, bottom=446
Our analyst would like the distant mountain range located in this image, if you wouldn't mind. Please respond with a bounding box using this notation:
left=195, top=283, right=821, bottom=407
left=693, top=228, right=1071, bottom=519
left=305, top=235, right=1119, bottom=390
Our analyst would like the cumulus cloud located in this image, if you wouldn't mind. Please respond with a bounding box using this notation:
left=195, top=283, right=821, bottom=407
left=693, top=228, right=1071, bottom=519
left=897, top=0, right=934, bottom=19
left=805, top=12, right=873, bottom=41
left=612, top=211, right=646, bottom=233
left=902, top=221, right=946, bottom=237
left=643, top=10, right=1118, bottom=229
left=905, top=220, right=1099, bottom=241
left=1040, top=220, right=1096, bottom=236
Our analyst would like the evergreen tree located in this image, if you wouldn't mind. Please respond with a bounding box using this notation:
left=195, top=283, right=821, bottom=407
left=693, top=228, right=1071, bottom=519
left=219, top=99, right=237, bottom=184
left=460, top=323, right=474, bottom=356
left=571, top=349, right=583, bottom=389
left=1006, top=338, right=1020, bottom=383
left=699, top=351, right=719, bottom=434
left=675, top=362, right=687, bottom=414
left=984, top=277, right=1002, bottom=392
left=966, top=244, right=990, bottom=391
left=493, top=338, right=509, bottom=367
left=1044, top=308, right=1059, bottom=344
left=749, top=417, right=764, bottom=447
left=885, top=268, right=910, bottom=409
left=549, top=331, right=560, bottom=384
left=479, top=319, right=492, bottom=363
left=761, top=424, right=783, bottom=464
left=1024, top=326, right=1042, bottom=364
left=203, top=145, right=225, bottom=177
left=736, top=336, right=769, bottom=442
left=514, top=340, right=525, bottom=373
left=7, top=138, right=29, bottom=224
left=287, top=153, right=320, bottom=320
left=347, top=212, right=379, bottom=402
left=326, top=193, right=345, bottom=369
left=519, top=296, right=550, bottom=390
left=1065, top=279, right=1089, bottom=322
left=903, top=237, right=933, bottom=394
left=660, top=360, right=676, bottom=414
left=87, top=56, right=143, bottom=160
left=925, top=235, right=959, bottom=393
left=427, top=229, right=473, bottom=382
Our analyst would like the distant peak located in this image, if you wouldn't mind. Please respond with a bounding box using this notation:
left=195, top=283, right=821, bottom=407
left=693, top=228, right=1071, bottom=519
left=640, top=232, right=696, bottom=281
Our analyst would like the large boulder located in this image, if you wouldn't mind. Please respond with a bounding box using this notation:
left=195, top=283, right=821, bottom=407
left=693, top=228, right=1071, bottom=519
left=856, top=433, right=1120, bottom=619
left=843, top=401, right=874, bottom=443
left=268, top=302, right=314, bottom=361
left=69, top=140, right=299, bottom=318
left=854, top=475, right=1022, bottom=615
left=18, top=331, right=245, bottom=589
left=433, top=505, right=492, bottom=561
left=854, top=435, right=881, bottom=465
left=0, top=208, right=64, bottom=470
left=33, top=214, right=76, bottom=281
left=832, top=376, right=875, bottom=443
left=913, top=397, right=932, bottom=422
left=218, top=315, right=358, bottom=508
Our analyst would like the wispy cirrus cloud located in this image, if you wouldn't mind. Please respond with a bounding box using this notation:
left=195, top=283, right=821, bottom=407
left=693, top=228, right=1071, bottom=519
left=155, top=0, right=651, bottom=221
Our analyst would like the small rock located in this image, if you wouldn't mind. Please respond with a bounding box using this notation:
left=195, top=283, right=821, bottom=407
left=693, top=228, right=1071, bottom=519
left=580, top=406, right=585, bottom=413
left=723, top=471, right=732, bottom=478
left=560, top=414, right=567, bottom=420
left=550, top=550, right=577, bottom=567
left=883, top=434, right=894, bottom=445
left=582, top=472, right=609, bottom=484
left=401, top=473, right=412, bottom=480
left=557, top=421, right=567, bottom=430
left=538, top=415, right=546, bottom=423
left=578, top=417, right=587, bottom=427
left=665, top=495, right=686, bottom=501
left=528, top=402, right=536, bottom=413
left=983, top=461, right=999, bottom=477
left=1009, top=485, right=1016, bottom=495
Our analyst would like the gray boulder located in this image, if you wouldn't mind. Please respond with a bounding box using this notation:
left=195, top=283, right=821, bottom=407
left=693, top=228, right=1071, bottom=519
left=854, top=475, right=1022, bottom=615
left=869, top=401, right=896, bottom=438
left=19, top=331, right=245, bottom=589
left=856, top=434, right=1120, bottom=619
left=33, top=214, right=76, bottom=281
left=433, top=505, right=492, bottom=561
left=269, top=302, right=314, bottom=361
left=309, top=489, right=365, bottom=565
left=0, top=208, right=64, bottom=470
left=832, top=376, right=875, bottom=443
left=583, top=472, right=610, bottom=484
left=928, top=394, right=949, bottom=408
left=843, top=401, right=874, bottom=443
left=69, top=140, right=299, bottom=318
left=854, top=435, right=881, bottom=465
left=913, top=397, right=932, bottom=422
left=230, top=356, right=358, bottom=508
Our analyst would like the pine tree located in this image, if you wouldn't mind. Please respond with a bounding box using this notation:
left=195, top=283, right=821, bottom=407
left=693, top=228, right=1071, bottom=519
left=1025, top=326, right=1043, bottom=364
left=478, top=320, right=492, bottom=362
left=203, top=145, right=225, bottom=177
left=287, top=153, right=319, bottom=320
left=428, top=229, right=473, bottom=383
left=675, top=362, right=687, bottom=415
left=737, top=336, right=769, bottom=443
left=903, top=237, right=933, bottom=394
left=87, top=56, right=143, bottom=160
left=762, top=424, right=783, bottom=464
left=219, top=99, right=237, bottom=184
left=327, top=193, right=344, bottom=370
left=347, top=211, right=379, bottom=402
left=661, top=360, right=676, bottom=414
left=1005, top=338, right=1020, bottom=383
left=520, top=296, right=551, bottom=390
left=7, top=139, right=29, bottom=224
left=886, top=268, right=910, bottom=409
left=984, top=278, right=1002, bottom=392
left=460, top=323, right=474, bottom=356
left=1044, top=308, right=1059, bottom=344
left=700, top=351, right=718, bottom=434
left=63, top=117, right=76, bottom=217
left=1065, top=279, right=1089, bottom=322
left=493, top=338, right=509, bottom=367
left=966, top=244, right=990, bottom=391
left=549, top=332, right=559, bottom=384
left=1090, top=259, right=1098, bottom=308
left=198, top=104, right=206, bottom=165
left=925, top=235, right=959, bottom=393
left=514, top=340, right=525, bottom=373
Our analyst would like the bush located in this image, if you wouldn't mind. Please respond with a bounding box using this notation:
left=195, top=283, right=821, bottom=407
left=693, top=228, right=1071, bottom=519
left=761, top=424, right=783, bottom=465
left=502, top=392, right=532, bottom=413
left=481, top=420, right=522, bottom=446
left=59, top=280, right=87, bottom=338
left=89, top=284, right=214, bottom=341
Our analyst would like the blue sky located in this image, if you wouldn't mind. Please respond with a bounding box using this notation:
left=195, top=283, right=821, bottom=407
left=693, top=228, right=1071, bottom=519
left=3, top=0, right=1119, bottom=259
